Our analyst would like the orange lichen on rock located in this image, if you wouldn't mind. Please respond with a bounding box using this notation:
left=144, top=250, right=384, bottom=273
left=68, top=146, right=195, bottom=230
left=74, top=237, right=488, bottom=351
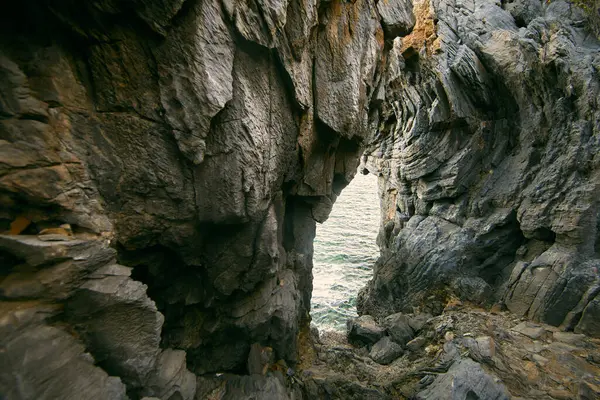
left=400, top=0, right=438, bottom=56
left=8, top=216, right=31, bottom=235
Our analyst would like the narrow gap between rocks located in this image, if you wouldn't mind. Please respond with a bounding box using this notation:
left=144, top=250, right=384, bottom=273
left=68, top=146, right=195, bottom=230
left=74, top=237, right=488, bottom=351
left=310, top=170, right=381, bottom=332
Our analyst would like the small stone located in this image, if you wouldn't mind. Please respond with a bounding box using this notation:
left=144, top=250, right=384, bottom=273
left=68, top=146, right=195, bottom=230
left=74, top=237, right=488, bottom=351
left=425, top=344, right=440, bottom=355
left=369, top=336, right=404, bottom=365
left=547, top=389, right=572, bottom=399
left=475, top=336, right=495, bottom=359
left=444, top=331, right=455, bottom=342
left=406, top=336, right=426, bottom=352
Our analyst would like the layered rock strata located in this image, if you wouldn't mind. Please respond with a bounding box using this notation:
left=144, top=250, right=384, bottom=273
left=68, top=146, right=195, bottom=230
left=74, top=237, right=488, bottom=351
left=360, top=0, right=600, bottom=338
left=0, top=0, right=382, bottom=397
left=1, top=0, right=600, bottom=398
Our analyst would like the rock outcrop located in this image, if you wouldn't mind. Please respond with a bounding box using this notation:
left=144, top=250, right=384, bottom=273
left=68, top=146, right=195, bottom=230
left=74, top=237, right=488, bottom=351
left=360, top=0, right=600, bottom=339
left=0, top=0, right=384, bottom=397
left=2, top=0, right=600, bottom=398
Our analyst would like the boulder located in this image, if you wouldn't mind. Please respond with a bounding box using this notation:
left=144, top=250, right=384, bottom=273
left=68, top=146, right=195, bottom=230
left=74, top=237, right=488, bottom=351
left=369, top=336, right=404, bottom=365
left=383, top=313, right=414, bottom=346
left=347, top=315, right=386, bottom=347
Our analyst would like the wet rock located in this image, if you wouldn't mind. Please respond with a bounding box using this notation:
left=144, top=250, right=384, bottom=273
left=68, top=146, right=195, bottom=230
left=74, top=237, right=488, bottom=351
left=347, top=315, right=386, bottom=347
left=369, top=336, right=404, bottom=365
left=383, top=313, right=414, bottom=346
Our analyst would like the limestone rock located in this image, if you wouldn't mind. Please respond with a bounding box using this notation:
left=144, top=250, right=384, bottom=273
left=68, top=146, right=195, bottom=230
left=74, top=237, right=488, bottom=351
left=0, top=303, right=128, bottom=400
left=360, top=0, right=600, bottom=338
left=141, top=349, right=197, bottom=400
left=377, top=0, right=416, bottom=38
left=65, top=271, right=164, bottom=388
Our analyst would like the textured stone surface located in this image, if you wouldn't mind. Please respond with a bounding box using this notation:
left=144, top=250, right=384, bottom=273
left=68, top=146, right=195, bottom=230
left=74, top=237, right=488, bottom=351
left=0, top=0, right=383, bottom=395
left=360, top=0, right=600, bottom=338
left=1, top=0, right=600, bottom=397
left=416, top=359, right=510, bottom=400
left=383, top=312, right=415, bottom=346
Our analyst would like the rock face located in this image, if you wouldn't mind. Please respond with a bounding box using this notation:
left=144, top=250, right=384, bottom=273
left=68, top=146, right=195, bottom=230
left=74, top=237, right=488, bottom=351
left=0, top=0, right=383, bottom=396
left=2, top=0, right=600, bottom=398
left=360, top=0, right=600, bottom=338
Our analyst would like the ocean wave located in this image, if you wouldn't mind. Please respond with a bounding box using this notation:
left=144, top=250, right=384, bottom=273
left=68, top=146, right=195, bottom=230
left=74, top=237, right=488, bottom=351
left=311, top=173, right=380, bottom=332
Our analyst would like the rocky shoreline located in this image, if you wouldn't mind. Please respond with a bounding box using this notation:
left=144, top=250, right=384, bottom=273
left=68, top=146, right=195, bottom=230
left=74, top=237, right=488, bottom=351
left=1, top=0, right=599, bottom=398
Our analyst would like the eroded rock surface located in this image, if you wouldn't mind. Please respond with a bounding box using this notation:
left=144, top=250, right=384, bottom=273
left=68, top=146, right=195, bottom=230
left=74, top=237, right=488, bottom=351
left=0, top=0, right=383, bottom=396
left=297, top=306, right=600, bottom=399
left=360, top=0, right=600, bottom=338
left=1, top=0, right=600, bottom=398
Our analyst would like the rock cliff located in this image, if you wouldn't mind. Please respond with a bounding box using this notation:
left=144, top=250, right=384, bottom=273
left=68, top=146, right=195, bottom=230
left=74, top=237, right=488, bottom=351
left=0, top=0, right=382, bottom=397
left=1, top=0, right=599, bottom=398
left=360, top=0, right=600, bottom=339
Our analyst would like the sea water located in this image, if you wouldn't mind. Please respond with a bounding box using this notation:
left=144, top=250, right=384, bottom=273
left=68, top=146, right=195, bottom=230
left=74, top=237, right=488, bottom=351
left=311, top=172, right=380, bottom=331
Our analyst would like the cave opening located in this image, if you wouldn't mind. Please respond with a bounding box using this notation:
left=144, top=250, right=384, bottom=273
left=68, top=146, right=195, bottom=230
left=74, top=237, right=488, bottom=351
left=310, top=170, right=381, bottom=331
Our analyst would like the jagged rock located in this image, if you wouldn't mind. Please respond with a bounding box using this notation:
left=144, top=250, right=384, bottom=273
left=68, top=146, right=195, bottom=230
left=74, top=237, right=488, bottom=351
left=0, top=303, right=128, bottom=400
left=416, top=359, right=510, bottom=400
left=503, top=0, right=543, bottom=27
left=383, top=313, right=414, bottom=347
left=347, top=315, right=386, bottom=347
left=369, top=336, right=404, bottom=365
left=141, top=349, right=196, bottom=400
left=65, top=270, right=164, bottom=388
left=377, top=0, right=416, bottom=38
left=360, top=0, right=600, bottom=338
left=408, top=313, right=432, bottom=333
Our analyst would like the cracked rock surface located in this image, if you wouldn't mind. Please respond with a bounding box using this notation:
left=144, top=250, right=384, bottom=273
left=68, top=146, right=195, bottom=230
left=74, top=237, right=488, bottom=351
left=1, top=0, right=599, bottom=398
left=360, top=0, right=600, bottom=338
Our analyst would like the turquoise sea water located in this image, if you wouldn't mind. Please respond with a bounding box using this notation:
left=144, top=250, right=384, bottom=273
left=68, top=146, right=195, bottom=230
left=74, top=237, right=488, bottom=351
left=311, top=172, right=381, bottom=331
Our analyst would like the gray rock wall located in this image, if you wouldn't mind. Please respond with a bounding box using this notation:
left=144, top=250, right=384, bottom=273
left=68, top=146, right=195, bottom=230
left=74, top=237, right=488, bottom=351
left=0, top=0, right=382, bottom=397
left=359, top=0, right=600, bottom=337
